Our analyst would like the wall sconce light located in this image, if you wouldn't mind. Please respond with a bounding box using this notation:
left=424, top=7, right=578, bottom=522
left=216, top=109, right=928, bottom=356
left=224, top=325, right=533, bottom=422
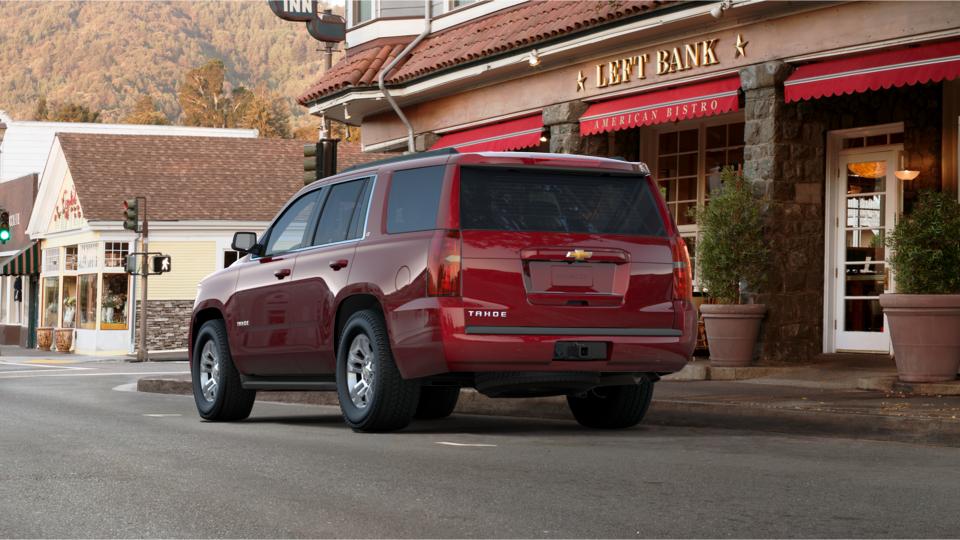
left=527, top=49, right=541, bottom=67
left=539, top=131, right=548, bottom=143
left=895, top=150, right=919, bottom=181
left=343, top=104, right=351, bottom=120
left=710, top=0, right=732, bottom=19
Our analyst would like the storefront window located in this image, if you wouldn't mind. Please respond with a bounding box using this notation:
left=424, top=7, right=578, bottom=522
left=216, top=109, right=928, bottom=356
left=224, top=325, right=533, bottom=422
left=657, top=128, right=699, bottom=226
left=104, top=242, right=129, bottom=268
left=79, top=242, right=100, bottom=271
left=63, top=246, right=78, bottom=271
left=101, top=274, right=129, bottom=330
left=43, top=248, right=59, bottom=274
left=352, top=0, right=373, bottom=24
left=42, top=277, right=59, bottom=327
left=78, top=274, right=98, bottom=330
left=61, top=276, right=78, bottom=328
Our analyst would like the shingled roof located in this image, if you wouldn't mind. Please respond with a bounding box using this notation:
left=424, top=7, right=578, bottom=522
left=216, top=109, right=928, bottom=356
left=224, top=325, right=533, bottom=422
left=57, top=133, right=306, bottom=222
left=299, top=0, right=665, bottom=106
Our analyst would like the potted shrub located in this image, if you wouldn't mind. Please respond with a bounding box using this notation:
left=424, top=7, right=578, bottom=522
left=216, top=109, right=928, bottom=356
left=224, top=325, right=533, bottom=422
left=880, top=190, right=960, bottom=382
left=694, top=167, right=769, bottom=367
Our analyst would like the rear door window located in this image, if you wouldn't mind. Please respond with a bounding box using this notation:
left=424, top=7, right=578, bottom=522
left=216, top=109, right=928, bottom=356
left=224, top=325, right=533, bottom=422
left=313, top=178, right=369, bottom=246
left=387, top=166, right=445, bottom=233
left=459, top=167, right=666, bottom=236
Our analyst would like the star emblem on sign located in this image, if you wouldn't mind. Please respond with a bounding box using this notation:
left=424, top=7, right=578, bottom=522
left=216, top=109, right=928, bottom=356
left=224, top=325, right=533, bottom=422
left=576, top=70, right=587, bottom=92
left=735, top=33, right=748, bottom=58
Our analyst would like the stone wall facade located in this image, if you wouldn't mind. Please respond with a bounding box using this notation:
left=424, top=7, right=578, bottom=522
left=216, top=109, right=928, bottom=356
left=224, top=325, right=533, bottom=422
left=132, top=299, right=193, bottom=351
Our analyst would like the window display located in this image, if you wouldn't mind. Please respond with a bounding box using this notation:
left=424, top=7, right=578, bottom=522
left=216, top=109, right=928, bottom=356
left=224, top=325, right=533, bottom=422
left=42, top=277, right=59, bottom=327
left=61, top=276, right=77, bottom=328
left=101, top=274, right=129, bottom=330
left=78, top=274, right=98, bottom=329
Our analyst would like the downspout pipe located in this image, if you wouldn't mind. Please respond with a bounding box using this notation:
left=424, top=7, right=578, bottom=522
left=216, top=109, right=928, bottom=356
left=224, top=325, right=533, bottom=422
left=378, top=0, right=432, bottom=153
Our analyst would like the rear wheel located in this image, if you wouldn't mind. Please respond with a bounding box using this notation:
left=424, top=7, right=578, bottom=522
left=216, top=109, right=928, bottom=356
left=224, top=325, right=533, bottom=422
left=192, top=319, right=255, bottom=421
left=336, top=310, right=420, bottom=432
left=415, top=387, right=460, bottom=419
left=566, top=377, right=654, bottom=429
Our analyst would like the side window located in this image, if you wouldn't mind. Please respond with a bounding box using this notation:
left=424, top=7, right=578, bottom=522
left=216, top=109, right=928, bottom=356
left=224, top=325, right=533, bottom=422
left=314, top=179, right=367, bottom=246
left=387, top=166, right=445, bottom=234
left=264, top=191, right=322, bottom=256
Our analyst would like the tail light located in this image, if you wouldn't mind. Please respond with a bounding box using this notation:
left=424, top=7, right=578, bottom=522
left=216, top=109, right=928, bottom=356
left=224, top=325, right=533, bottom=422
left=427, top=230, right=462, bottom=297
left=671, top=237, right=693, bottom=301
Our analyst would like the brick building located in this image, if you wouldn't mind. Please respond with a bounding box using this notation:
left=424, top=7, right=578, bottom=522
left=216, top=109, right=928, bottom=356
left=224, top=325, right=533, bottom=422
left=298, top=0, right=960, bottom=362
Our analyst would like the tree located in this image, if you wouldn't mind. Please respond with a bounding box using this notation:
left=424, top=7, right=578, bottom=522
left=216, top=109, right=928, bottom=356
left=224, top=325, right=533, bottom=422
left=37, top=101, right=101, bottom=123
left=236, top=85, right=290, bottom=138
left=121, top=96, right=170, bottom=125
left=33, top=96, right=48, bottom=120
left=178, top=59, right=230, bottom=127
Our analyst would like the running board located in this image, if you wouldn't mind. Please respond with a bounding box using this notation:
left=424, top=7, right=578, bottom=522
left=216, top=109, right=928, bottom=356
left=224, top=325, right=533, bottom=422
left=240, top=376, right=337, bottom=391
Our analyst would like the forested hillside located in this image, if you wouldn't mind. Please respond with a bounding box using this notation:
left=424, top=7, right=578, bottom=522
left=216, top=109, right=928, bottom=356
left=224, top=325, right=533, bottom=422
left=0, top=0, right=336, bottom=126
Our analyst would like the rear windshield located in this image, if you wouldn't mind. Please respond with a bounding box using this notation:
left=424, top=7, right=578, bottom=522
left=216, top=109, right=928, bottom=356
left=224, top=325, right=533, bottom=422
left=459, top=166, right=667, bottom=236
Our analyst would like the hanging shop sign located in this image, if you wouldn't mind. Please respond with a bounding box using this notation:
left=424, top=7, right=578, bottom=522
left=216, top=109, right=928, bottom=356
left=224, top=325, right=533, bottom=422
left=267, top=0, right=317, bottom=22
left=576, top=34, right=749, bottom=92
left=267, top=0, right=345, bottom=43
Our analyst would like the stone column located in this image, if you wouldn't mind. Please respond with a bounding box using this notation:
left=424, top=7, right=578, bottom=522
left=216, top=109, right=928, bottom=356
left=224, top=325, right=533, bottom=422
left=543, top=101, right=588, bottom=154
left=740, top=61, right=827, bottom=363
left=415, top=132, right=440, bottom=153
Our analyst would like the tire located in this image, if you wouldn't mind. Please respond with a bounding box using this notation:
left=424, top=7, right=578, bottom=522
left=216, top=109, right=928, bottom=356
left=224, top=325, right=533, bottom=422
left=336, top=309, right=420, bottom=432
left=192, top=319, right=256, bottom=421
left=415, top=387, right=460, bottom=420
left=566, top=376, right=654, bottom=429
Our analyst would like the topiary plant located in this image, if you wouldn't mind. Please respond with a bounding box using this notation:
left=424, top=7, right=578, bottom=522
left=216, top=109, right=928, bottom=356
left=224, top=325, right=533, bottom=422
left=886, top=190, right=960, bottom=294
left=692, top=167, right=768, bottom=304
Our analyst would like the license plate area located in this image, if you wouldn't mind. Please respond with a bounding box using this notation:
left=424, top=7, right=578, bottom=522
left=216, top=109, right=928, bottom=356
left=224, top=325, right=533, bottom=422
left=553, top=341, right=608, bottom=361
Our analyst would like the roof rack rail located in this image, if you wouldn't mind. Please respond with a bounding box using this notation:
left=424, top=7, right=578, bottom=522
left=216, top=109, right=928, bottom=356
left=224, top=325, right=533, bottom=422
left=340, top=147, right=458, bottom=173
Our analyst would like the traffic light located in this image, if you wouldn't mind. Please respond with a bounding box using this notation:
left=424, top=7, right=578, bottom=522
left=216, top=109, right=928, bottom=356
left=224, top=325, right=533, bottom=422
left=303, top=139, right=339, bottom=185
left=0, top=211, right=9, bottom=244
left=123, top=198, right=139, bottom=232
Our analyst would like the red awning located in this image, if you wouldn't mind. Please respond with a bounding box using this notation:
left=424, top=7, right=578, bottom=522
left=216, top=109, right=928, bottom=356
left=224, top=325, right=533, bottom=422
left=579, top=77, right=740, bottom=136
left=785, top=40, right=960, bottom=103
left=431, top=115, right=544, bottom=152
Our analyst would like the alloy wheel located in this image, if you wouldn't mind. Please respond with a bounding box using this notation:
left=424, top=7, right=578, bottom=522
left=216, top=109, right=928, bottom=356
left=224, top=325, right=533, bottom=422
left=198, top=340, right=220, bottom=403
left=346, top=334, right=376, bottom=409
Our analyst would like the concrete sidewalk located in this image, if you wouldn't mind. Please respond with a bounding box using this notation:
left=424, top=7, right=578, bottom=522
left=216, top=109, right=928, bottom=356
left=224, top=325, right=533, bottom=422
left=137, top=356, right=960, bottom=447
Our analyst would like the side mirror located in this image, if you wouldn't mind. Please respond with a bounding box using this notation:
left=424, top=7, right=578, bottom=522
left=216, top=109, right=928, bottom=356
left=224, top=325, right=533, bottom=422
left=231, top=232, right=260, bottom=256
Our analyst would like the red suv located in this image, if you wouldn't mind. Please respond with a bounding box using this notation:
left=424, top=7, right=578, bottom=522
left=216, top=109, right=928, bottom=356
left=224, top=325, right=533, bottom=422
left=189, top=150, right=695, bottom=432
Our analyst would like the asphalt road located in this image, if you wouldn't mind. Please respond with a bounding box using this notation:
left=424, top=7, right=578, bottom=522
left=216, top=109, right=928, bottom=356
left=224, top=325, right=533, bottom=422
left=1, top=358, right=959, bottom=538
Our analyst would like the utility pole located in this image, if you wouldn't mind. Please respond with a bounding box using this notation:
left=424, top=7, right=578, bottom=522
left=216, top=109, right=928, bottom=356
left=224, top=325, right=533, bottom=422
left=137, top=196, right=148, bottom=363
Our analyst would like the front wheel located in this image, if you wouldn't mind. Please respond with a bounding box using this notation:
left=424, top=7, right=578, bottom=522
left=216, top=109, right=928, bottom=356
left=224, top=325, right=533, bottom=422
left=336, top=310, right=420, bottom=432
left=192, top=319, right=256, bottom=421
left=566, top=377, right=654, bottom=429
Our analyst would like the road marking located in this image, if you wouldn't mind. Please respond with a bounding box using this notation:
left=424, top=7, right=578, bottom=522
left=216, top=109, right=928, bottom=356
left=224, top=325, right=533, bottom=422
left=435, top=441, right=497, bottom=447
left=143, top=413, right=182, bottom=418
left=21, top=359, right=77, bottom=365
left=0, top=360, right=88, bottom=371
left=0, top=370, right=188, bottom=380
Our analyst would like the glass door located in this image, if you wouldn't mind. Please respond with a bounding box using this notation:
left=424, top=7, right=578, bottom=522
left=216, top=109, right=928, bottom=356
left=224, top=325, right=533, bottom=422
left=834, top=150, right=898, bottom=352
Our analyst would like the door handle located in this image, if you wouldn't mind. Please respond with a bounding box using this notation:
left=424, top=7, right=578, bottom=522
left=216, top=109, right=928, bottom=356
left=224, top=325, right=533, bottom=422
left=274, top=268, right=291, bottom=280
left=329, top=259, right=349, bottom=271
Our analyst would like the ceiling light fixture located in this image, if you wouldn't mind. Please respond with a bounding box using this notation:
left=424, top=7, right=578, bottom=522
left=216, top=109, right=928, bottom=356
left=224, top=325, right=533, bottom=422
left=895, top=150, right=919, bottom=181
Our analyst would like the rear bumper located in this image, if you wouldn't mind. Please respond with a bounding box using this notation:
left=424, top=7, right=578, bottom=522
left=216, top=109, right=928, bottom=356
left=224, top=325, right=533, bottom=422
left=388, top=298, right=696, bottom=378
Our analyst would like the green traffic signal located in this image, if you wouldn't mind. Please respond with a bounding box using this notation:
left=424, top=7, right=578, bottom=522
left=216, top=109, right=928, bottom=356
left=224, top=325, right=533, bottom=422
left=0, top=211, right=9, bottom=244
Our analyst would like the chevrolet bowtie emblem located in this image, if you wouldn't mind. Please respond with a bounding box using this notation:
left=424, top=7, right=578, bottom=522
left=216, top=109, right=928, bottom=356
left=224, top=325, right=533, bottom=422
left=565, top=249, right=593, bottom=262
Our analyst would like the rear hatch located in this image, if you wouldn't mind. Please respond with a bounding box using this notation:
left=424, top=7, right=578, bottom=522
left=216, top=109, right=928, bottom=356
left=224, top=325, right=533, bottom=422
left=458, top=165, right=680, bottom=335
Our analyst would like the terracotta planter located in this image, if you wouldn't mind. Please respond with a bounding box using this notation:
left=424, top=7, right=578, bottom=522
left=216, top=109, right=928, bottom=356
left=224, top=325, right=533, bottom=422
left=700, top=304, right=766, bottom=367
left=37, top=327, right=54, bottom=351
left=55, top=328, right=74, bottom=353
left=879, top=294, right=960, bottom=383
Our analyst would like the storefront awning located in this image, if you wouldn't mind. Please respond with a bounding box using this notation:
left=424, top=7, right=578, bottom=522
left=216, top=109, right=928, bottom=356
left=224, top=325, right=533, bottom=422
left=431, top=115, right=544, bottom=152
left=1, top=242, right=40, bottom=276
left=579, top=76, right=741, bottom=136
left=785, top=40, right=960, bottom=103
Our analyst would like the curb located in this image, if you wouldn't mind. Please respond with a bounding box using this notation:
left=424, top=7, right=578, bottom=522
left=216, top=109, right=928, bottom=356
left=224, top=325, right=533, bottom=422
left=857, top=375, right=960, bottom=396
left=136, top=377, right=960, bottom=446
